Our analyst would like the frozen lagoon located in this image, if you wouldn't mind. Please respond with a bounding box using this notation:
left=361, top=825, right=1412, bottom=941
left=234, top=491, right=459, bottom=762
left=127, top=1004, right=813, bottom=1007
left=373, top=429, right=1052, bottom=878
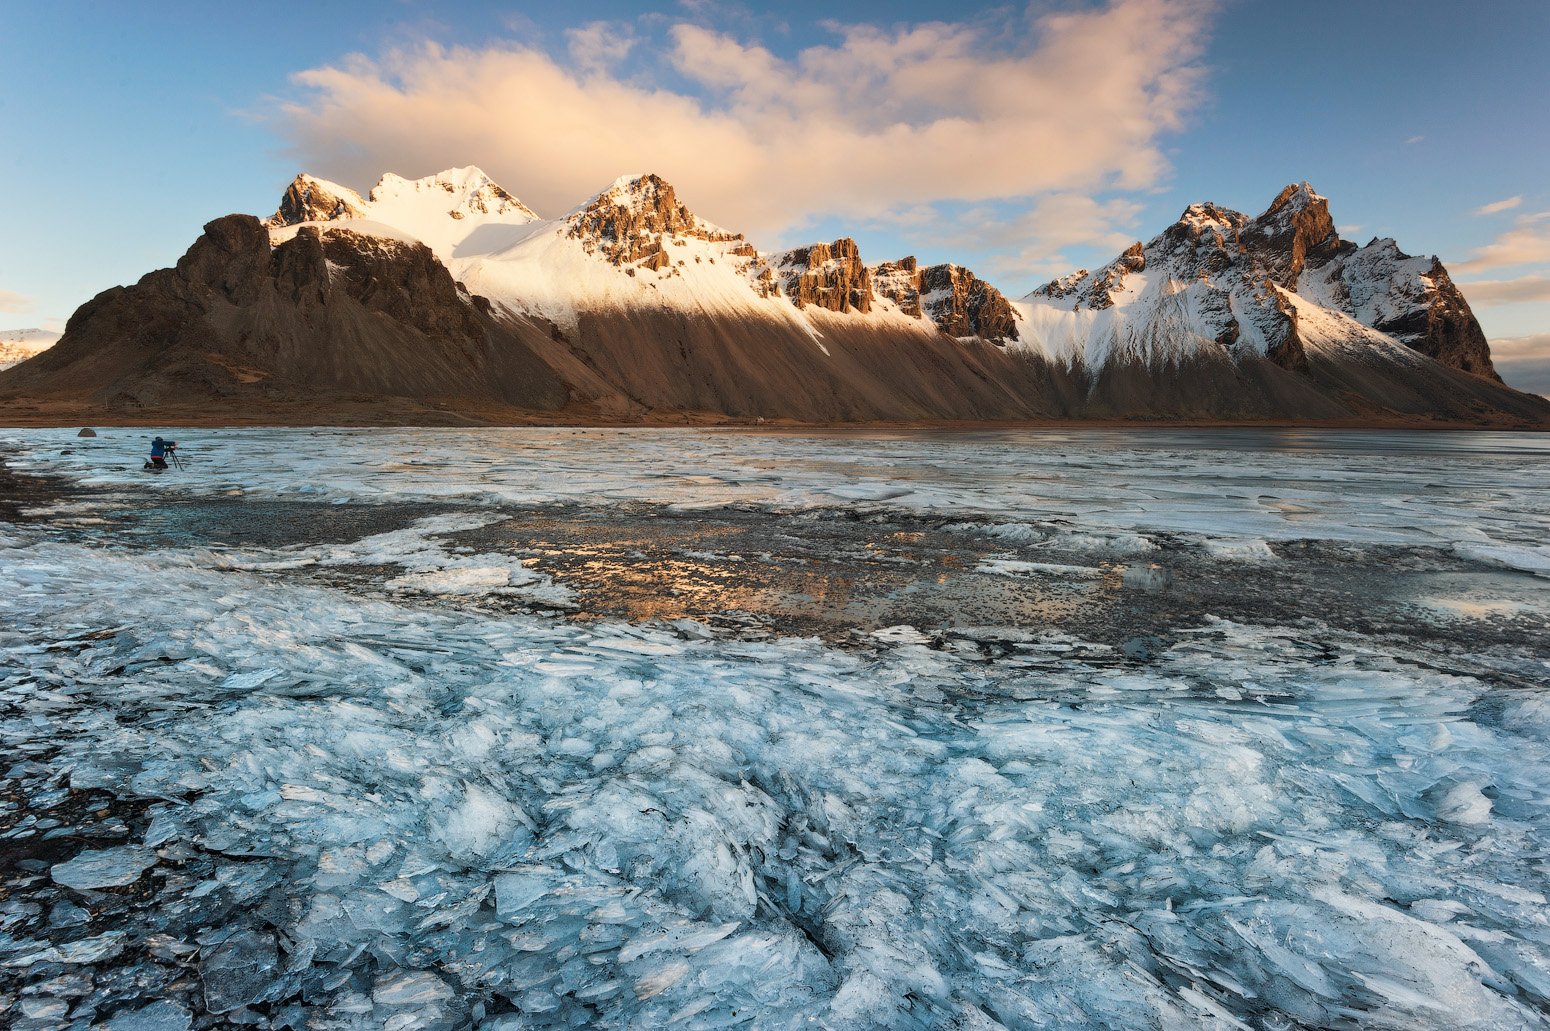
left=1, top=427, right=1549, bottom=1029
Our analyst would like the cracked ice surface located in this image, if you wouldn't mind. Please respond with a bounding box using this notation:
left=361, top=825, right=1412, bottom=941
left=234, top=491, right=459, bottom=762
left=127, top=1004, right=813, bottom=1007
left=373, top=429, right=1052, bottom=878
left=1, top=427, right=1549, bottom=1029
left=2, top=533, right=1549, bottom=1028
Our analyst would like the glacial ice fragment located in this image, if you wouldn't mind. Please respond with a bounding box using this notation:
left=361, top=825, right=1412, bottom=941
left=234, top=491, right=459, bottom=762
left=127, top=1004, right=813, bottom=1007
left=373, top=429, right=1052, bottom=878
left=372, top=969, right=454, bottom=1005
left=494, top=871, right=550, bottom=918
left=51, top=848, right=157, bottom=889
left=93, top=1000, right=193, bottom=1031
left=201, top=928, right=281, bottom=1013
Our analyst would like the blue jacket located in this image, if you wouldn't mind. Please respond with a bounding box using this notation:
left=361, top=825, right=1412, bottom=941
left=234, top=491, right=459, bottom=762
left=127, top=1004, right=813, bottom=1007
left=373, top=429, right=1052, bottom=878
left=151, top=437, right=174, bottom=457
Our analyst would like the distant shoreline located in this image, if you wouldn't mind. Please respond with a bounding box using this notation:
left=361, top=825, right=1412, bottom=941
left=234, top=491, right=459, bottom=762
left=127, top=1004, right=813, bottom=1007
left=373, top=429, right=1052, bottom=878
left=3, top=409, right=1547, bottom=432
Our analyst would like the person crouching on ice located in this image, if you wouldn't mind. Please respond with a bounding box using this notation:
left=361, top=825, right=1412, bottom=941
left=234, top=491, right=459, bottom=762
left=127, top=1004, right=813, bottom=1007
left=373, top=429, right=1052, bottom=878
left=148, top=435, right=177, bottom=470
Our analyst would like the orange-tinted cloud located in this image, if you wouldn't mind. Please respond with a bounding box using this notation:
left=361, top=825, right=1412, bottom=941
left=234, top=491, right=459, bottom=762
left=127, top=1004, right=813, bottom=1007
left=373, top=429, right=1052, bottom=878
left=1475, top=196, right=1523, bottom=216
left=275, top=0, right=1216, bottom=242
left=1455, top=211, right=1550, bottom=275
left=1458, top=276, right=1550, bottom=306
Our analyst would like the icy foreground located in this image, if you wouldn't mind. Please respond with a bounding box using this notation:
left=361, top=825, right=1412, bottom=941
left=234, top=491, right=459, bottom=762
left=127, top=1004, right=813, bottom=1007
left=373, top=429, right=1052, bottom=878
left=2, top=428, right=1550, bottom=1030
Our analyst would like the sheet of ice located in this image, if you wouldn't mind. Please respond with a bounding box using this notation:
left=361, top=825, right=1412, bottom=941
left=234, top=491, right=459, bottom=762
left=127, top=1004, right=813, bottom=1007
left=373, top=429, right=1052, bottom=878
left=214, top=512, right=574, bottom=607
left=976, top=558, right=1105, bottom=578
left=9, top=428, right=1546, bottom=567
left=2, top=520, right=1549, bottom=1027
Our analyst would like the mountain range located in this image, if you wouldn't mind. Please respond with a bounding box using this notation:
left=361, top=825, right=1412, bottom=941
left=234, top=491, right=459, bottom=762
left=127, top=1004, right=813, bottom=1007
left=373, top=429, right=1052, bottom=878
left=2, top=167, right=1545, bottom=427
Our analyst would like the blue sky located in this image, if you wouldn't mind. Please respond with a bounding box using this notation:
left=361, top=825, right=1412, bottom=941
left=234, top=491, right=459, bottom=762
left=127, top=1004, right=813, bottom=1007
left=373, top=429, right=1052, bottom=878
left=3, top=1, right=1547, bottom=390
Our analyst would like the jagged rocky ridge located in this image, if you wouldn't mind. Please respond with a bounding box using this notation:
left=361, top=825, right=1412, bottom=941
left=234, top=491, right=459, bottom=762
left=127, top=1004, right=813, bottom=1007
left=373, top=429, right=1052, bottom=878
left=2, top=169, right=1544, bottom=426
left=880, top=260, right=1021, bottom=343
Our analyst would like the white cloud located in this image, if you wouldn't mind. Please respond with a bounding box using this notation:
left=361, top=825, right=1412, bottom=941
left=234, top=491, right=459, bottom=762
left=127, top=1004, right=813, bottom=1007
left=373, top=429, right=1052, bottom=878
left=275, top=0, right=1217, bottom=242
left=847, top=191, right=1144, bottom=284
left=1336, top=224, right=1363, bottom=237
left=564, top=21, right=638, bottom=77
left=958, top=193, right=1146, bottom=281
left=1455, top=211, right=1550, bottom=275
left=1405, top=134, right=1425, bottom=145
left=0, top=289, right=32, bottom=314
left=1458, top=275, right=1550, bottom=306
left=1475, top=196, right=1523, bottom=216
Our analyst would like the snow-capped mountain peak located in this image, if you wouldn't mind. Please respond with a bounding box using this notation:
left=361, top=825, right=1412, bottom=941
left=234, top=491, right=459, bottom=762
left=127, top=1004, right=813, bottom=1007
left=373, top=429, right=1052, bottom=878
left=1264, top=180, right=1326, bottom=215
left=366, top=165, right=539, bottom=223
left=565, top=173, right=743, bottom=263
left=1242, top=181, right=1343, bottom=286
left=1176, top=201, right=1246, bottom=235
left=1020, top=182, right=1499, bottom=381
left=268, top=174, right=369, bottom=227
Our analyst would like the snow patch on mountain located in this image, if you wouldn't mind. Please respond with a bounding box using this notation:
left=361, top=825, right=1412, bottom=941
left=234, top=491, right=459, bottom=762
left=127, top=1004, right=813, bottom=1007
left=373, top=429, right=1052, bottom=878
left=1283, top=290, right=1428, bottom=361
left=459, top=222, right=791, bottom=338
left=267, top=166, right=540, bottom=264
left=1297, top=237, right=1444, bottom=339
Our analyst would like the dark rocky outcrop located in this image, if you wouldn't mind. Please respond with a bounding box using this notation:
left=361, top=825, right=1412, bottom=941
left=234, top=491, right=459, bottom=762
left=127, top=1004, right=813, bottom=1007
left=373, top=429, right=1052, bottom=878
left=1384, top=259, right=1497, bottom=380
left=0, top=214, right=568, bottom=413
left=874, top=258, right=1019, bottom=342
left=1242, top=182, right=1348, bottom=286
left=919, top=265, right=1019, bottom=342
left=774, top=239, right=873, bottom=314
left=266, top=174, right=367, bottom=228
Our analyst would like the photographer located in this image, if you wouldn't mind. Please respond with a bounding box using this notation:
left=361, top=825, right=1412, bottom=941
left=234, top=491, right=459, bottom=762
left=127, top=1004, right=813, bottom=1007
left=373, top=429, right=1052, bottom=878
left=148, top=435, right=178, bottom=471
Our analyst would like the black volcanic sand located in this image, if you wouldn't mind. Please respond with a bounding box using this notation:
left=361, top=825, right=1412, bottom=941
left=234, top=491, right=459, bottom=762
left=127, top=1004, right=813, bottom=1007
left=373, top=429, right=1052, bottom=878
left=4, top=467, right=1546, bottom=686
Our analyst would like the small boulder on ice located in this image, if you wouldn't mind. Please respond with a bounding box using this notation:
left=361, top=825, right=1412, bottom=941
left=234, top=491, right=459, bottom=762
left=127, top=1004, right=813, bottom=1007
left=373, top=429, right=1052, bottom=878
left=1121, top=635, right=1168, bottom=662
left=78, top=427, right=97, bottom=437
left=1122, top=563, right=1174, bottom=592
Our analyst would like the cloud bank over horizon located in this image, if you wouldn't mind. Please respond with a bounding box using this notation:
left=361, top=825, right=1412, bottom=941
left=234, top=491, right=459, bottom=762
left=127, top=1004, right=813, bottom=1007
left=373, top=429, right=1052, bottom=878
left=1488, top=332, right=1550, bottom=398
left=274, top=0, right=1215, bottom=269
